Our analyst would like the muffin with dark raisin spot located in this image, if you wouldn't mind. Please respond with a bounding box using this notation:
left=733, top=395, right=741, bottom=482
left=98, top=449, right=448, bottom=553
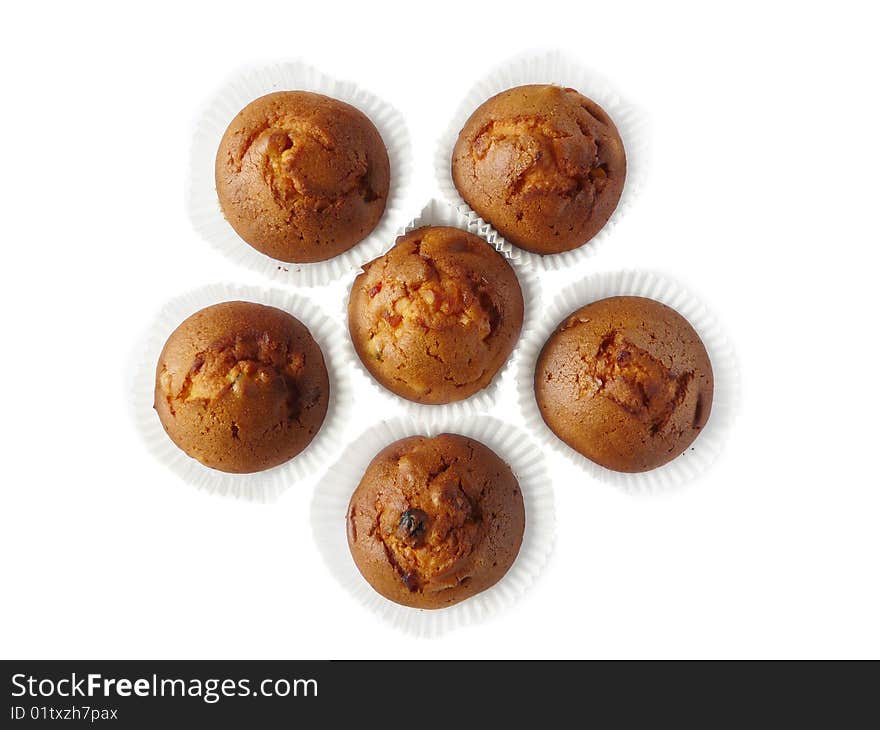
left=347, top=434, right=525, bottom=609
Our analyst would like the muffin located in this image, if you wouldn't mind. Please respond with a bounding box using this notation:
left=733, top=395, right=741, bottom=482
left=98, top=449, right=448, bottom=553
left=347, top=434, right=525, bottom=609
left=154, top=301, right=329, bottom=473
left=348, top=226, right=524, bottom=404
left=215, top=91, right=390, bottom=263
left=535, top=296, right=713, bottom=472
left=452, top=84, right=626, bottom=255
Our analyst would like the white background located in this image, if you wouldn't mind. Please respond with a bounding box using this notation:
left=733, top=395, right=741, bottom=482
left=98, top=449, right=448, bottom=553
left=1, top=1, right=878, bottom=659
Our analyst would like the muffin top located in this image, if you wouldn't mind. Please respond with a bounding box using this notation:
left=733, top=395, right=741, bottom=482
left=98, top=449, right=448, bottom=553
left=535, top=296, right=713, bottom=472
left=154, top=301, right=329, bottom=473
left=348, top=226, right=524, bottom=404
left=452, top=84, right=626, bottom=255
left=216, top=91, right=390, bottom=264
left=347, top=434, right=525, bottom=609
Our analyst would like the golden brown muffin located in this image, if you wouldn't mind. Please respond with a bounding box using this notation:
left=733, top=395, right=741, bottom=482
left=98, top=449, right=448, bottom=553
left=215, top=91, right=390, bottom=263
left=154, top=301, right=329, bottom=473
left=347, top=434, right=525, bottom=609
left=452, top=84, right=626, bottom=255
left=348, top=226, right=524, bottom=404
left=535, top=297, right=713, bottom=472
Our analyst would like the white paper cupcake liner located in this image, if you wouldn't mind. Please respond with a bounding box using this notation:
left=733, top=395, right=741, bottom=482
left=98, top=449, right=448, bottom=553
left=341, top=198, right=541, bottom=419
left=130, top=284, right=353, bottom=501
left=516, top=270, right=740, bottom=493
left=188, top=61, right=413, bottom=287
left=435, top=50, right=649, bottom=272
left=311, top=413, right=555, bottom=637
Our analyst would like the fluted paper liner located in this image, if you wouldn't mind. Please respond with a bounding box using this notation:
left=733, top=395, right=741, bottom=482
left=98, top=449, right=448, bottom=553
left=311, top=413, right=556, bottom=637
left=131, top=284, right=353, bottom=501
left=188, top=61, right=413, bottom=287
left=516, top=270, right=740, bottom=492
left=342, top=198, right=541, bottom=419
left=435, top=50, right=649, bottom=272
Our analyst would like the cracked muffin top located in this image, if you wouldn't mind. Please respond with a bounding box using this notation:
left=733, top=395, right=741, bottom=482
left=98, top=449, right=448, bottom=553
left=215, top=91, right=390, bottom=264
left=535, top=296, right=713, bottom=472
left=452, top=84, right=626, bottom=255
left=348, top=226, right=524, bottom=405
left=347, top=433, right=525, bottom=609
left=154, top=301, right=329, bottom=473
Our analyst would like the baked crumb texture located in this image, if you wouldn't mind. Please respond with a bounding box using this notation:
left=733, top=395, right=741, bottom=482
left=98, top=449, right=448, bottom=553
left=216, top=91, right=390, bottom=263
left=347, top=434, right=525, bottom=609
left=452, top=84, right=626, bottom=255
left=348, top=226, right=524, bottom=404
left=154, top=301, right=329, bottom=473
left=535, top=296, right=713, bottom=472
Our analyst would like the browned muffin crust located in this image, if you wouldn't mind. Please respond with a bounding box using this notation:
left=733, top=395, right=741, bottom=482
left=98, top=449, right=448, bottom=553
left=215, top=91, right=390, bottom=263
left=452, top=84, right=626, bottom=255
left=347, top=434, right=525, bottom=609
left=154, top=301, right=329, bottom=473
left=348, top=226, right=524, bottom=404
left=535, top=296, right=713, bottom=472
